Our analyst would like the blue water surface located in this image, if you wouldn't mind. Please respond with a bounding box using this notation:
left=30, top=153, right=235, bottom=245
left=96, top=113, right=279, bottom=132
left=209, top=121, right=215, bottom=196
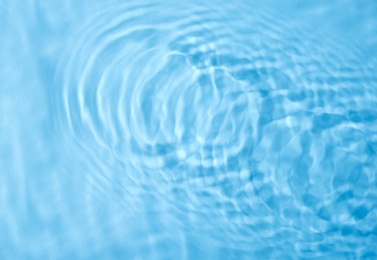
left=1, top=0, right=377, bottom=258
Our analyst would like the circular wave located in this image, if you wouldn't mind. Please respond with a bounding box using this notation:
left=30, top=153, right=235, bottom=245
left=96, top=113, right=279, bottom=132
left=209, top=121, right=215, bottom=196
left=55, top=3, right=262, bottom=173
left=53, top=1, right=377, bottom=256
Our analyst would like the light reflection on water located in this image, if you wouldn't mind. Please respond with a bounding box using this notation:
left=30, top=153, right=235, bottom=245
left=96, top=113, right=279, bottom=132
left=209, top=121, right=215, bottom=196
left=1, top=0, right=377, bottom=258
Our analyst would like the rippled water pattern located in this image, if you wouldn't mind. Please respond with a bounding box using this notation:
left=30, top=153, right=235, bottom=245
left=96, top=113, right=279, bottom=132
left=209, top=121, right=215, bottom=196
left=1, top=0, right=377, bottom=258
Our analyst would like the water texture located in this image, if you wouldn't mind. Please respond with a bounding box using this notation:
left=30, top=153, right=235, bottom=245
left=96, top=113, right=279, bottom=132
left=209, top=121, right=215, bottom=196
left=1, top=0, right=377, bottom=258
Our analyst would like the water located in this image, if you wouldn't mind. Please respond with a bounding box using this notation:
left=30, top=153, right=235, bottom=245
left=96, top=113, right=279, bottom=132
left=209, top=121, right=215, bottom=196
left=1, top=0, right=377, bottom=258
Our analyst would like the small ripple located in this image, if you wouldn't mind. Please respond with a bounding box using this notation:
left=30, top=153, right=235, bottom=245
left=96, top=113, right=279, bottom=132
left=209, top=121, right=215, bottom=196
left=52, top=0, right=377, bottom=257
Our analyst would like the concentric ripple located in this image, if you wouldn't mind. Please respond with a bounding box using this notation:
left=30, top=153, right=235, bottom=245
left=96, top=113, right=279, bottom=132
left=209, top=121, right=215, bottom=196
left=53, top=1, right=377, bottom=257
left=56, top=3, right=253, bottom=171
